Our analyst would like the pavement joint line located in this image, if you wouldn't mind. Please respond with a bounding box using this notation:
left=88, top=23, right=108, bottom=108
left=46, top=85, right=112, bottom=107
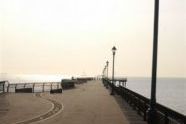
left=14, top=93, right=64, bottom=124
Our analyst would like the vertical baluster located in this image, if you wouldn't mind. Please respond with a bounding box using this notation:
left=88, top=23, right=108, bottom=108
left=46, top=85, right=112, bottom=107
left=57, top=83, right=59, bottom=89
left=33, top=83, right=35, bottom=93
left=51, top=83, right=53, bottom=90
left=7, top=84, right=9, bottom=92
left=137, top=99, right=141, bottom=114
left=42, top=83, right=45, bottom=92
left=15, top=84, right=17, bottom=92
left=164, top=112, right=169, bottom=124
left=3, top=83, right=5, bottom=92
left=143, top=102, right=147, bottom=121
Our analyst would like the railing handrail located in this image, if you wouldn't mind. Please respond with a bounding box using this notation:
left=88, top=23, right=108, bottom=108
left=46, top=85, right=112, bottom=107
left=102, top=78, right=186, bottom=124
left=106, top=78, right=127, bottom=81
left=124, top=86, right=186, bottom=120
left=156, top=103, right=186, bottom=122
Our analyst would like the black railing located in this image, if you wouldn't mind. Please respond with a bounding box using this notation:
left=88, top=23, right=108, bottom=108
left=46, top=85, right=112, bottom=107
left=2, top=77, right=94, bottom=93
left=3, top=81, right=62, bottom=93
left=0, top=81, right=5, bottom=93
left=102, top=78, right=186, bottom=124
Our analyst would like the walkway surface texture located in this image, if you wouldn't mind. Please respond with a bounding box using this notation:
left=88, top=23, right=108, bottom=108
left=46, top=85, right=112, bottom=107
left=0, top=80, right=147, bottom=124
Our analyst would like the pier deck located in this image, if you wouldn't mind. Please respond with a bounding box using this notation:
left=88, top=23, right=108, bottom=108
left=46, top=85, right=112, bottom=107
left=39, top=80, right=146, bottom=124
left=0, top=80, right=147, bottom=124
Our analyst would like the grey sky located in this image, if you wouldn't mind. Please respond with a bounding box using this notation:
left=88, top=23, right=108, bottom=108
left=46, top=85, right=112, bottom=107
left=0, top=0, right=185, bottom=77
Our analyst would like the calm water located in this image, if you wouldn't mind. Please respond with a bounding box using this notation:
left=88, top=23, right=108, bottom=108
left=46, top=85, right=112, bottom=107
left=127, top=77, right=186, bottom=115
left=0, top=74, right=185, bottom=115
left=0, top=74, right=71, bottom=83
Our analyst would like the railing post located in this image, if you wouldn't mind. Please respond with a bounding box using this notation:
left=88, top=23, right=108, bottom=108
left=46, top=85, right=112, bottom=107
left=57, top=83, right=59, bottom=89
left=51, top=83, right=53, bottom=90
left=144, top=108, right=147, bottom=121
left=42, top=83, right=45, bottom=92
left=164, top=113, right=169, bottom=124
left=137, top=99, right=140, bottom=114
left=3, top=83, right=5, bottom=92
left=33, top=83, right=35, bottom=93
left=7, top=84, right=9, bottom=92
left=15, top=84, right=17, bottom=91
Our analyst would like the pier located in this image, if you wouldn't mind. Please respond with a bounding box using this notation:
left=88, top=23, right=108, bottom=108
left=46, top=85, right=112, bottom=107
left=0, top=0, right=185, bottom=123
left=0, top=79, right=185, bottom=124
left=0, top=80, right=146, bottom=124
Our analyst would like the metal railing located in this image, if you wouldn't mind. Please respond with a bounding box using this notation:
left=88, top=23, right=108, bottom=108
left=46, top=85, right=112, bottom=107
left=1, top=77, right=95, bottom=93
left=0, top=81, right=6, bottom=93
left=102, top=78, right=186, bottom=124
left=3, top=81, right=61, bottom=93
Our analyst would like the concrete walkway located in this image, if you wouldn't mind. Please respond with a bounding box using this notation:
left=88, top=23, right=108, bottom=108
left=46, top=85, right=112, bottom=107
left=0, top=80, right=147, bottom=124
left=0, top=93, right=52, bottom=124
left=37, top=80, right=130, bottom=124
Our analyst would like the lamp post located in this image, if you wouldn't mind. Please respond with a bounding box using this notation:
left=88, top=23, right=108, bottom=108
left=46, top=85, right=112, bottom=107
left=102, top=66, right=106, bottom=78
left=106, top=61, right=109, bottom=79
left=148, top=0, right=159, bottom=124
left=104, top=65, right=107, bottom=78
left=111, top=46, right=117, bottom=95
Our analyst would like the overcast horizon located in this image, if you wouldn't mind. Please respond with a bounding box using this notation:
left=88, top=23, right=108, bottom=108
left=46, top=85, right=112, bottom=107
left=0, top=0, right=185, bottom=78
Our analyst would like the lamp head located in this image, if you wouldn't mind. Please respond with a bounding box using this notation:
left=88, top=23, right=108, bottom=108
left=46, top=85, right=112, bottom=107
left=106, top=61, right=109, bottom=66
left=112, top=46, right=117, bottom=54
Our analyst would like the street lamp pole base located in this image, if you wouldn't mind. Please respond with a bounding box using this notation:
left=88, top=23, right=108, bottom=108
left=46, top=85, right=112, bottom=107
left=147, top=108, right=157, bottom=124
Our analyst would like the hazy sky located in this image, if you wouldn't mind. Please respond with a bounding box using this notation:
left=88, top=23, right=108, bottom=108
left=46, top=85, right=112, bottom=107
left=0, top=0, right=185, bottom=77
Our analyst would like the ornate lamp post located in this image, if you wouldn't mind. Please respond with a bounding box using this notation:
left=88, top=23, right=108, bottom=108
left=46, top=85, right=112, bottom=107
left=102, top=66, right=106, bottom=78
left=148, top=0, right=159, bottom=123
left=106, top=61, right=109, bottom=79
left=111, top=46, right=117, bottom=95
left=104, top=65, right=107, bottom=78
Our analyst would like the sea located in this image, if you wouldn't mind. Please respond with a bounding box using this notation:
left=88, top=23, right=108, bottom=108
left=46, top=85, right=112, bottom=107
left=0, top=74, right=185, bottom=115
left=126, top=77, right=186, bottom=115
